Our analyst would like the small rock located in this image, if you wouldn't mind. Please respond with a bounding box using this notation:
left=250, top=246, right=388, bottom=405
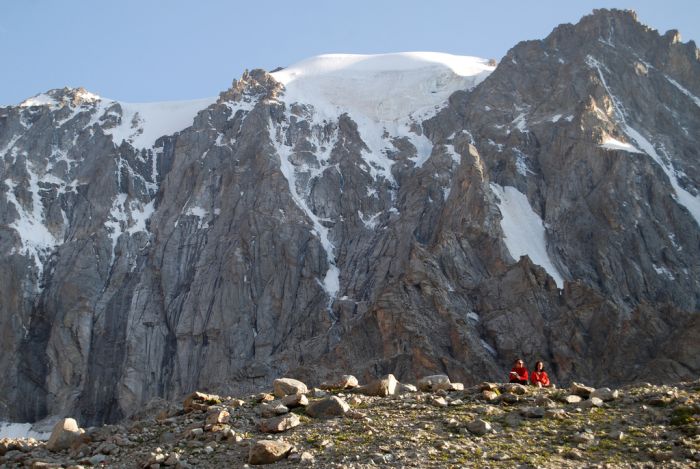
left=306, top=396, right=350, bottom=418
left=257, top=393, right=275, bottom=403
left=259, top=402, right=289, bottom=418
left=355, top=374, right=398, bottom=397
left=46, top=418, right=84, bottom=452
left=466, top=419, right=492, bottom=436
left=397, top=383, right=418, bottom=394
left=563, top=395, right=582, bottom=404
left=300, top=451, right=315, bottom=464
left=481, top=390, right=499, bottom=402
left=571, top=382, right=594, bottom=398
left=311, top=388, right=327, bottom=398
left=248, top=440, right=292, bottom=465
left=281, top=393, right=308, bottom=408
left=608, top=430, right=624, bottom=440
left=259, top=414, right=301, bottom=433
left=572, top=432, right=596, bottom=444
left=347, top=396, right=363, bottom=406
left=502, top=383, right=528, bottom=395
left=273, top=378, right=308, bottom=397
left=581, top=397, right=604, bottom=408
left=499, top=393, right=519, bottom=404
left=591, top=387, right=619, bottom=401
left=520, top=407, right=545, bottom=418
left=429, top=396, right=448, bottom=407
left=417, top=375, right=451, bottom=392
left=545, top=408, right=568, bottom=419
left=479, top=382, right=499, bottom=392
left=163, top=452, right=180, bottom=466
left=205, top=410, right=230, bottom=425
left=183, top=391, right=221, bottom=412
left=319, top=375, right=359, bottom=390
left=189, top=428, right=204, bottom=438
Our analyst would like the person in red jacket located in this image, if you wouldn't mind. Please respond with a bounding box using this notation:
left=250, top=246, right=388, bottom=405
left=530, top=360, right=552, bottom=388
left=508, top=358, right=529, bottom=384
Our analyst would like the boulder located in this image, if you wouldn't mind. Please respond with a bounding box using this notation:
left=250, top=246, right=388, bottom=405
left=319, top=375, right=359, bottom=390
left=581, top=397, right=604, bottom=408
left=466, top=419, right=492, bottom=436
left=571, top=382, right=595, bottom=398
left=205, top=409, right=230, bottom=425
left=306, top=396, right=350, bottom=418
left=502, top=383, right=528, bottom=395
left=482, top=390, right=499, bottom=402
left=46, top=418, right=84, bottom=452
left=273, top=378, right=308, bottom=397
left=479, top=382, right=500, bottom=392
left=417, top=375, right=450, bottom=392
left=183, top=391, right=221, bottom=412
left=259, top=414, right=301, bottom=433
left=397, top=383, right=418, bottom=394
left=563, top=395, right=583, bottom=404
left=591, top=387, right=619, bottom=401
left=249, top=440, right=293, bottom=465
left=260, top=401, right=289, bottom=418
left=354, top=374, right=398, bottom=397
left=281, top=393, right=308, bottom=408
left=499, top=393, right=520, bottom=404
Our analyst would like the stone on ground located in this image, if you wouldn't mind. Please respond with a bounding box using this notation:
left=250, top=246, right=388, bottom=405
left=259, top=413, right=301, bottom=433
left=183, top=391, right=221, bottom=412
left=306, top=396, right=350, bottom=418
left=466, top=419, right=492, bottom=436
left=571, top=382, right=595, bottom=398
left=273, top=378, right=308, bottom=397
left=591, top=387, right=619, bottom=401
left=417, top=375, right=451, bottom=392
left=46, top=418, right=84, bottom=452
left=319, top=375, right=359, bottom=390
left=248, top=439, right=293, bottom=465
left=281, top=393, right=308, bottom=408
left=355, top=374, right=398, bottom=397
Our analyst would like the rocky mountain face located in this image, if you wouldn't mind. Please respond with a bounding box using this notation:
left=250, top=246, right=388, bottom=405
left=0, top=9, right=698, bottom=426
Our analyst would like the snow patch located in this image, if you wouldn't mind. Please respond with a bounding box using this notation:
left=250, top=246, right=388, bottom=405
left=490, top=183, right=564, bottom=288
left=600, top=136, right=642, bottom=153
left=0, top=422, right=50, bottom=441
left=100, top=98, right=216, bottom=149
left=665, top=76, right=700, bottom=108
left=480, top=339, right=497, bottom=356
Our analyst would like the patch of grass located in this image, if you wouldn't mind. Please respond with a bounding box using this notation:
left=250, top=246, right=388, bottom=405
left=670, top=406, right=696, bottom=426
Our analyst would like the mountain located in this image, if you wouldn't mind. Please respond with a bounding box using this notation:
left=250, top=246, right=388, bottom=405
left=0, top=9, right=698, bottom=426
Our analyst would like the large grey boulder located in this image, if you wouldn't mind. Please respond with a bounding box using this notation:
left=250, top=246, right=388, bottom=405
left=46, top=418, right=84, bottom=452
left=305, top=396, right=350, bottom=418
left=248, top=440, right=293, bottom=465
left=354, top=374, right=398, bottom=397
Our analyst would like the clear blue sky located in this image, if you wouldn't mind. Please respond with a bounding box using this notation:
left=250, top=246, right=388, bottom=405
left=1, top=0, right=698, bottom=105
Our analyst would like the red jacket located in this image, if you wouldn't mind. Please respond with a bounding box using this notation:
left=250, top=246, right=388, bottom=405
left=530, top=370, right=550, bottom=387
left=509, top=366, right=528, bottom=383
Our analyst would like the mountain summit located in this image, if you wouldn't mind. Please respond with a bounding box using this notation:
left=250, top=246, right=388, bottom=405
left=0, top=9, right=698, bottom=426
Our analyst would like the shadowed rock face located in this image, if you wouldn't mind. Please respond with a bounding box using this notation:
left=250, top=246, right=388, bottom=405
left=0, top=9, right=698, bottom=425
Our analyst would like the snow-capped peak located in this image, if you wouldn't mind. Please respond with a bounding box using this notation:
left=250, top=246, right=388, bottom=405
left=19, top=87, right=101, bottom=109
left=271, top=52, right=495, bottom=122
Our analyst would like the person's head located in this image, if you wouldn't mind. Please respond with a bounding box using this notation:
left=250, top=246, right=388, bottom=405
left=514, top=358, right=525, bottom=368
left=534, top=361, right=544, bottom=371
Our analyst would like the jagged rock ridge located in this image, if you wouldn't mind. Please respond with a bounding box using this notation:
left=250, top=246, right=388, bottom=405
left=0, top=9, right=698, bottom=426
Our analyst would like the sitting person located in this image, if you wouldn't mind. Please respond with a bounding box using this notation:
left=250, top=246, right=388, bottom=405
left=530, top=360, right=552, bottom=388
left=508, top=358, right=529, bottom=384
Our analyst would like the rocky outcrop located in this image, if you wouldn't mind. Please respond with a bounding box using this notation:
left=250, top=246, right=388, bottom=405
left=0, top=9, right=698, bottom=427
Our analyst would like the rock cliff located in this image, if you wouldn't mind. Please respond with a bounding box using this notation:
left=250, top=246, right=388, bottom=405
left=0, top=9, right=698, bottom=425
